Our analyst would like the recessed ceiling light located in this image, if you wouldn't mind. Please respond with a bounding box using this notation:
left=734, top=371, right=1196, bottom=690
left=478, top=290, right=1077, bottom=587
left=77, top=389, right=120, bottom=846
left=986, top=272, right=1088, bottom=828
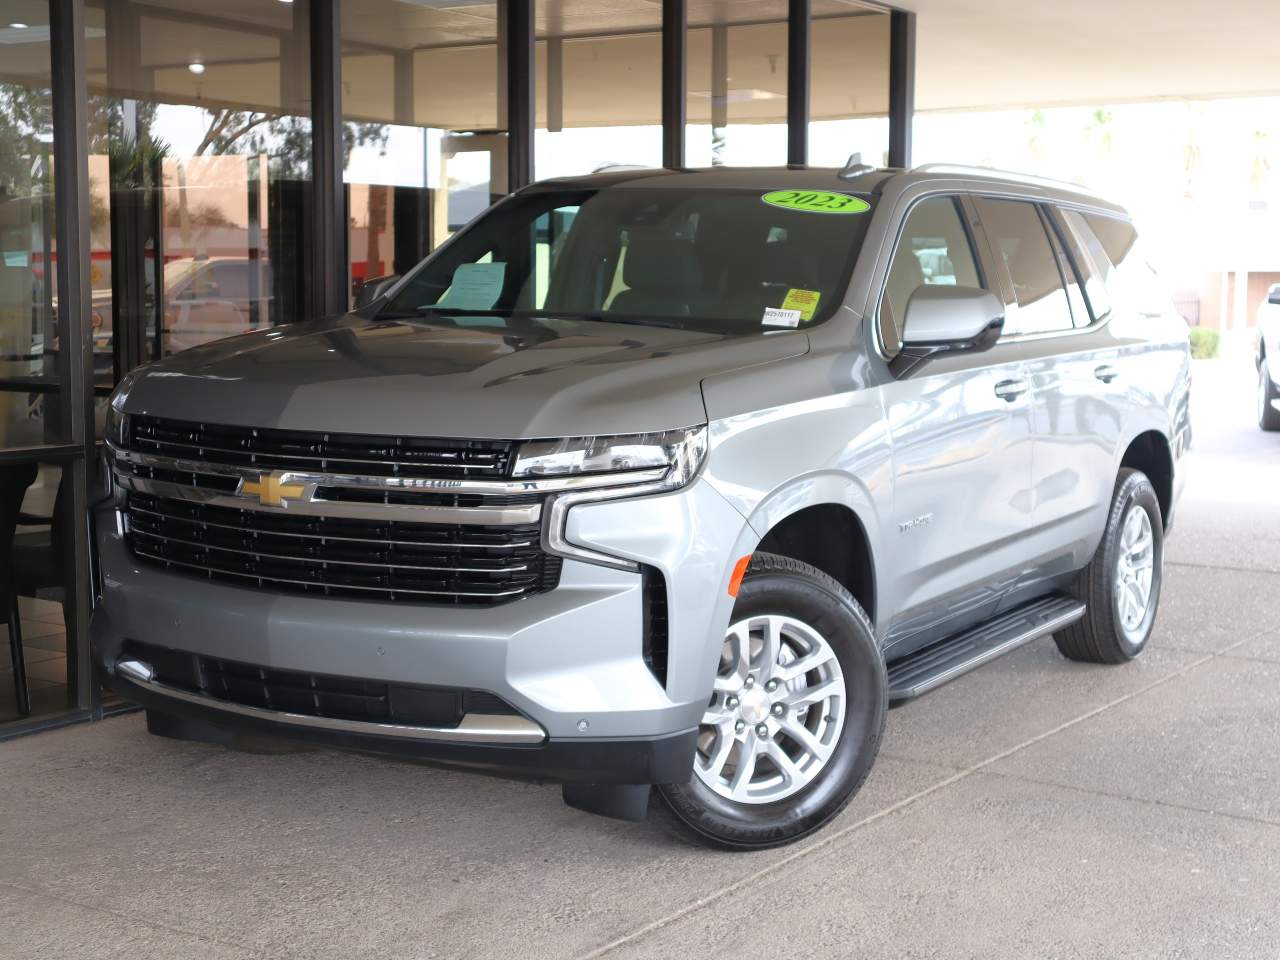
left=187, top=61, right=205, bottom=74
left=9, top=21, right=30, bottom=28
left=277, top=0, right=293, bottom=4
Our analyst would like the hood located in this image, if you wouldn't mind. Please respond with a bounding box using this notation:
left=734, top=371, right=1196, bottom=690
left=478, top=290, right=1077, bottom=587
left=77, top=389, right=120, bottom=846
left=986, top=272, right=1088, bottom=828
left=119, top=314, right=809, bottom=439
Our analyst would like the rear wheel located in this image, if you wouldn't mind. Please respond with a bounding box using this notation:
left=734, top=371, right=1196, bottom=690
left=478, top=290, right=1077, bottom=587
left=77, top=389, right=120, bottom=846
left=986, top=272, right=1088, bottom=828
left=1055, top=468, right=1163, bottom=664
left=1259, top=357, right=1280, bottom=431
left=656, top=553, right=886, bottom=850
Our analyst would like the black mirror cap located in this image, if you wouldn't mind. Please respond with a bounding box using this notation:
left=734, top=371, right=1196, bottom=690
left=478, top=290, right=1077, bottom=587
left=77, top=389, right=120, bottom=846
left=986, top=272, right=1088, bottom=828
left=353, top=274, right=401, bottom=311
left=889, top=314, right=1005, bottom=379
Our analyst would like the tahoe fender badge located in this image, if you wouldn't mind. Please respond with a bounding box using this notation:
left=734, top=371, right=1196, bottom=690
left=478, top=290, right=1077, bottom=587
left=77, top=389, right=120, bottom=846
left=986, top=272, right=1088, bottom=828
left=899, top=513, right=934, bottom=533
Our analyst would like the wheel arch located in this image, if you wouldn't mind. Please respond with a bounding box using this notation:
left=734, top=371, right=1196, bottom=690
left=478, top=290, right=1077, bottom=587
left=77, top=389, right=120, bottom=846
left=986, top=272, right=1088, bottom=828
left=746, top=478, right=881, bottom=629
left=1119, top=429, right=1174, bottom=529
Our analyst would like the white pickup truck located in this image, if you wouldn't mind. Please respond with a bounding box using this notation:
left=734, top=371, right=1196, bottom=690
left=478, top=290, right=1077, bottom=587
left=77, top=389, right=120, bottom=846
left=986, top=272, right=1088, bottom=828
left=1258, top=282, right=1280, bottom=431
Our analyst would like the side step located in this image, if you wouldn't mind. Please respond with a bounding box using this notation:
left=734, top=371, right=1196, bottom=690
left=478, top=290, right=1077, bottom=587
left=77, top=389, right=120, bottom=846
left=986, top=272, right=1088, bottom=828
left=887, top=595, right=1085, bottom=706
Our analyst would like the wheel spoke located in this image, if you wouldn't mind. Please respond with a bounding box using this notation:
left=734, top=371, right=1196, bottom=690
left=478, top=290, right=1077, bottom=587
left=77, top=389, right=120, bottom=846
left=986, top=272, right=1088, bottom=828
left=699, top=728, right=735, bottom=780
left=758, top=616, right=784, bottom=677
left=779, top=715, right=832, bottom=762
left=784, top=677, right=842, bottom=710
left=728, top=732, right=760, bottom=797
left=713, top=622, right=752, bottom=692
left=765, top=740, right=803, bottom=788
left=1128, top=579, right=1147, bottom=613
left=774, top=646, right=837, bottom=683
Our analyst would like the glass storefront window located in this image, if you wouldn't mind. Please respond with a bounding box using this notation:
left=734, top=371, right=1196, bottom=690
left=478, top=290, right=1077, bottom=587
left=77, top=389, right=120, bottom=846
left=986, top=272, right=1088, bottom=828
left=534, top=1, right=662, bottom=179
left=1, top=460, right=77, bottom=722
left=1, top=1, right=60, bottom=448
left=2, top=4, right=91, bottom=729
left=687, top=1, right=788, bottom=167
left=341, top=0, right=505, bottom=307
left=89, top=0, right=313, bottom=369
left=808, top=1, right=890, bottom=168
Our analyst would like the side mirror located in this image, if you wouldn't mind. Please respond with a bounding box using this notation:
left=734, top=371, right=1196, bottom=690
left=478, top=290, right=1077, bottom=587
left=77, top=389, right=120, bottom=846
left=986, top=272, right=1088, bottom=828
left=891, top=285, right=1005, bottom=378
left=1268, top=284, right=1280, bottom=306
left=354, top=274, right=401, bottom=310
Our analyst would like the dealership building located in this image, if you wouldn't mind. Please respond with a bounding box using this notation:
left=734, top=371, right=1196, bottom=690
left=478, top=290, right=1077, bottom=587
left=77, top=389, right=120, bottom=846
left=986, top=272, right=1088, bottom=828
left=0, top=0, right=913, bottom=735
left=3, top=0, right=1279, bottom=737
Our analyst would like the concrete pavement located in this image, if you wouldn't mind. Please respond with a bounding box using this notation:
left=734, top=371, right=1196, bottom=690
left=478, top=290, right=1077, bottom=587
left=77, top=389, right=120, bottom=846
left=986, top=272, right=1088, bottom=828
left=2, top=355, right=1278, bottom=960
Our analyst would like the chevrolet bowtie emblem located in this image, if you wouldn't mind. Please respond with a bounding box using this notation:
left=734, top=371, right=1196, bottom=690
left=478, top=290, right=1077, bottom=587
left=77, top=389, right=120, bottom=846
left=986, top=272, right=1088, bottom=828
left=240, top=472, right=306, bottom=507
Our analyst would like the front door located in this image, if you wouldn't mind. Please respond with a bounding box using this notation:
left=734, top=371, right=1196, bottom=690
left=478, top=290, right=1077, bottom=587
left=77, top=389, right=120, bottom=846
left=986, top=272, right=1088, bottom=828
left=877, top=194, right=1035, bottom=655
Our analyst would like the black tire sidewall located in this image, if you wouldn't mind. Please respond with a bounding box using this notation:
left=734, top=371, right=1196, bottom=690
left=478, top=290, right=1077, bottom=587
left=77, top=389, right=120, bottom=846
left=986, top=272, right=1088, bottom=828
left=1098, top=472, right=1164, bottom=658
left=1261, top=358, right=1280, bottom=430
left=658, top=558, right=886, bottom=850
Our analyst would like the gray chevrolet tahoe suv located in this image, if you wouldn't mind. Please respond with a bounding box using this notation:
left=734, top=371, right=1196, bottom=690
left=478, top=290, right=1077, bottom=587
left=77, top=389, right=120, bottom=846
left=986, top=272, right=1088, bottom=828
left=94, top=165, right=1191, bottom=850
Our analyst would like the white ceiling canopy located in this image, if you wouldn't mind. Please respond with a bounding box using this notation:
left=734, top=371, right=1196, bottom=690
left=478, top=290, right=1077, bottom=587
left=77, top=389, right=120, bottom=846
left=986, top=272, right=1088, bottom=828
left=900, top=0, right=1280, bottom=111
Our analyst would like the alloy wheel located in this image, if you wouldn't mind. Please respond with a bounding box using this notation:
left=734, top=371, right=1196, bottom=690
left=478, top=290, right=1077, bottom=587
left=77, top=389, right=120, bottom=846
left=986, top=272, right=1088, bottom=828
left=1114, top=503, right=1155, bottom=637
left=694, top=614, right=846, bottom=805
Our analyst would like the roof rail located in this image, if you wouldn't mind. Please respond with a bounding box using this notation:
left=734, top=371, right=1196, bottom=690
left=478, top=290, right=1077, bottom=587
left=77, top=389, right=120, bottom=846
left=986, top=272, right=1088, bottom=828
left=910, top=163, right=1090, bottom=194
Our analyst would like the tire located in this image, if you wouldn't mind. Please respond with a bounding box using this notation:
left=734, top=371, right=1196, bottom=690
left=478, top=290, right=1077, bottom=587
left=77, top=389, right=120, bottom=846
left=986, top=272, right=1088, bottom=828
left=1259, top=357, right=1280, bottom=431
left=1055, top=468, right=1163, bottom=664
left=655, top=553, right=886, bottom=851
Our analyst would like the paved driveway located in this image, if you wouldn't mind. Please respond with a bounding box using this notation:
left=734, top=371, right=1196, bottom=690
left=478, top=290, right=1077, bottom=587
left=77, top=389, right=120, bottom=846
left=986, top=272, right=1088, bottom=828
left=3, top=357, right=1278, bottom=960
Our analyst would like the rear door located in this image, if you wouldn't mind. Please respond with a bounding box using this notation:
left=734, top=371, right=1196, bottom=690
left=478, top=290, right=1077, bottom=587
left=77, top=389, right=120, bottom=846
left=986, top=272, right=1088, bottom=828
left=970, top=196, right=1121, bottom=593
left=878, top=194, right=1035, bottom=655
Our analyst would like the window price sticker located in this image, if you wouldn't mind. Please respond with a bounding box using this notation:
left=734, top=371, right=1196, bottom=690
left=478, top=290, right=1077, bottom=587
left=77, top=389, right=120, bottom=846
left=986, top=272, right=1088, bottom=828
left=781, top=288, right=821, bottom=321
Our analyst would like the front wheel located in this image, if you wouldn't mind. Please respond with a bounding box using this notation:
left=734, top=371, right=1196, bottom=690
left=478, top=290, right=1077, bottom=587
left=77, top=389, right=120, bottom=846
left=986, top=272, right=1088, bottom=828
left=656, top=553, right=886, bottom=850
left=1055, top=468, right=1163, bottom=664
left=1259, top=357, right=1280, bottom=431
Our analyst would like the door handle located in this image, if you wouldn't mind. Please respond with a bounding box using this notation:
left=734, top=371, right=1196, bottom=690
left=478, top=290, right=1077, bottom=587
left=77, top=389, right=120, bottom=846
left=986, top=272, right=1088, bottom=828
left=1094, top=364, right=1120, bottom=383
left=994, top=379, right=1028, bottom=402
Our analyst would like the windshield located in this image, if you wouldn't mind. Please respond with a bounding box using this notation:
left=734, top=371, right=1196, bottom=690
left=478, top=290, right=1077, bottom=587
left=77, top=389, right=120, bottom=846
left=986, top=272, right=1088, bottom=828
left=379, top=186, right=876, bottom=335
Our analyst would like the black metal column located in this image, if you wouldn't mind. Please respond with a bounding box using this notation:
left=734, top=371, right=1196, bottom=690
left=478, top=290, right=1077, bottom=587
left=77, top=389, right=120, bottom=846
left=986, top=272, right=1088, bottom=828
left=104, top=0, right=147, bottom=374
left=48, top=0, right=96, bottom=713
left=505, top=0, right=534, bottom=190
left=661, top=0, right=686, bottom=169
left=888, top=9, right=916, bottom=169
left=310, top=0, right=348, bottom=315
left=710, top=24, right=727, bottom=165
left=787, top=0, right=810, bottom=166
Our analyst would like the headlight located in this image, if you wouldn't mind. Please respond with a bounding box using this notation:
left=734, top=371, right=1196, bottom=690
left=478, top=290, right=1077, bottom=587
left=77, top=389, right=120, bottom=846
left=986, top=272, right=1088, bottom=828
left=527, top=426, right=710, bottom=572
left=512, top=426, right=707, bottom=490
left=105, top=368, right=142, bottom=447
left=104, top=402, right=129, bottom=448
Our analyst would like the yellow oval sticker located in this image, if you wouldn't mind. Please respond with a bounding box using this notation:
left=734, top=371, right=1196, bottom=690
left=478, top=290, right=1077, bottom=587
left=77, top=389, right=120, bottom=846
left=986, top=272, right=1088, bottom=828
left=761, top=190, right=871, bottom=214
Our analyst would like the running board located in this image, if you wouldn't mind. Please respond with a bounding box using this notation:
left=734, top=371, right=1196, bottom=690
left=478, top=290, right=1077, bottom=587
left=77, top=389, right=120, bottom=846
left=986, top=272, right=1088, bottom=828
left=887, top=595, right=1086, bottom=706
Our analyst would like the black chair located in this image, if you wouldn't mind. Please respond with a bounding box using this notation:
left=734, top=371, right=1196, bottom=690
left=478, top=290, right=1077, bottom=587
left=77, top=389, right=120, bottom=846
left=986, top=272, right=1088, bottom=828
left=1, top=462, right=39, bottom=718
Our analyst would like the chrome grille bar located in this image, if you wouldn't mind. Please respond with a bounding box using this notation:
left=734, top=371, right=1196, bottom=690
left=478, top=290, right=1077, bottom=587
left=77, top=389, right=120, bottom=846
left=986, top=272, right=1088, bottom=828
left=126, top=504, right=535, bottom=551
left=129, top=548, right=534, bottom=599
left=130, top=528, right=531, bottom=574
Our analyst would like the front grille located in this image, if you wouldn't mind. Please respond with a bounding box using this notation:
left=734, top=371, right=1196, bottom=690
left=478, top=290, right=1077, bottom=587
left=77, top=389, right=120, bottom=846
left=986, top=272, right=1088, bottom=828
left=125, top=640, right=520, bottom=727
left=125, top=492, right=561, bottom=605
left=130, top=415, right=515, bottom=478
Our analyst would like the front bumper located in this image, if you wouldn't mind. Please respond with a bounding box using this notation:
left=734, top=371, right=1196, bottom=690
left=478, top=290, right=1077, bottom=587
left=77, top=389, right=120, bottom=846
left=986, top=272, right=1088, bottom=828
left=91, top=476, right=751, bottom=784
left=101, top=659, right=698, bottom=783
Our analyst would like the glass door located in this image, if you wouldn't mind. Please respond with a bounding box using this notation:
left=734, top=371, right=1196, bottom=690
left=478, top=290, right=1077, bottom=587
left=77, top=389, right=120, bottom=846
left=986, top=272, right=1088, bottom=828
left=1, top=0, right=88, bottom=727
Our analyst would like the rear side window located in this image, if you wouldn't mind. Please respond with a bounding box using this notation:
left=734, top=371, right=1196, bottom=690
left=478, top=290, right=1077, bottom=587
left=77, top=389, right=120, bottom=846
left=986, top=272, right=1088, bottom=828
left=973, top=197, right=1074, bottom=336
left=1057, top=209, right=1114, bottom=321
left=1081, top=213, right=1168, bottom=320
left=879, top=195, right=983, bottom=356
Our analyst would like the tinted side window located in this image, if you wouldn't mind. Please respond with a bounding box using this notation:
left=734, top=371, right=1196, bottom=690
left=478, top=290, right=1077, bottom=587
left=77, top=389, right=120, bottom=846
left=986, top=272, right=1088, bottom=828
left=1082, top=213, right=1138, bottom=268
left=1082, top=213, right=1167, bottom=319
left=1058, top=209, right=1113, bottom=321
left=879, top=196, right=982, bottom=356
left=973, top=197, right=1073, bottom=336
